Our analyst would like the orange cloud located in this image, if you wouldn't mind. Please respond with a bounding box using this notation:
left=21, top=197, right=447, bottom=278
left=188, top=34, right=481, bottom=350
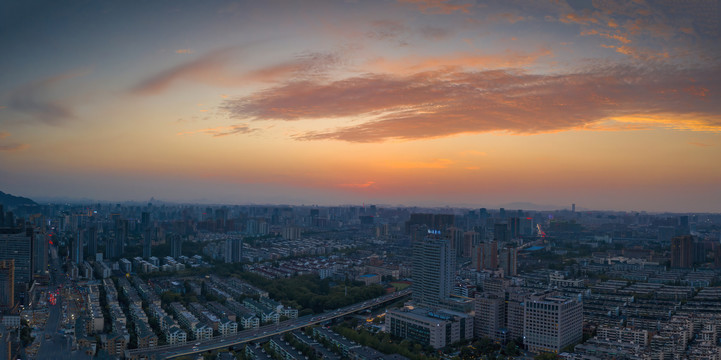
left=0, top=143, right=29, bottom=152
left=364, top=48, right=553, bottom=74
left=132, top=49, right=342, bottom=95
left=0, top=131, right=8, bottom=139
left=397, top=0, right=472, bottom=14
left=175, top=49, right=194, bottom=54
left=176, top=124, right=254, bottom=137
left=688, top=141, right=712, bottom=147
left=222, top=64, right=721, bottom=142
left=560, top=12, right=599, bottom=25
left=337, top=181, right=376, bottom=188
left=489, top=12, right=526, bottom=24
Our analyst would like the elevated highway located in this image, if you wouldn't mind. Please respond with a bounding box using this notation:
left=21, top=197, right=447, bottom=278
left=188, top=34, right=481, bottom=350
left=126, top=288, right=412, bottom=359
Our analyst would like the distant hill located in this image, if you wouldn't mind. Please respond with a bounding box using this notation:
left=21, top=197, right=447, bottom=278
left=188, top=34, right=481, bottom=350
left=0, top=190, right=38, bottom=209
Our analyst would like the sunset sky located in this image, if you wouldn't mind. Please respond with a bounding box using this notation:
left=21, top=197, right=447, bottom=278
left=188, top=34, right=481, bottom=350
left=1, top=0, right=719, bottom=212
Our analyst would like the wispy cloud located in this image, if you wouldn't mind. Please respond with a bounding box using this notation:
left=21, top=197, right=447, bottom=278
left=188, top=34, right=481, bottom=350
left=0, top=133, right=28, bottom=152
left=132, top=49, right=343, bottom=95
left=222, top=64, right=721, bottom=143
left=555, top=0, right=719, bottom=62
left=175, top=49, right=194, bottom=54
left=363, top=48, right=553, bottom=74
left=5, top=71, right=83, bottom=125
left=0, top=143, right=29, bottom=152
left=398, top=0, right=473, bottom=14
left=688, top=141, right=712, bottom=147
left=337, top=181, right=376, bottom=188
left=176, top=124, right=255, bottom=137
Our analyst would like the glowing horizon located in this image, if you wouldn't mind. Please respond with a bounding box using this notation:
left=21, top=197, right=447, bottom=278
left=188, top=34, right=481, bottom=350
left=1, top=0, right=719, bottom=212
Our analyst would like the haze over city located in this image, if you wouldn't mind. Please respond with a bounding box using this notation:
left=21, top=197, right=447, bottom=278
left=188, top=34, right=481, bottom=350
left=1, top=0, right=720, bottom=212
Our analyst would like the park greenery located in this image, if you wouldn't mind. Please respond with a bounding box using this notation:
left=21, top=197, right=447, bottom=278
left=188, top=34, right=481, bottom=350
left=237, top=272, right=386, bottom=313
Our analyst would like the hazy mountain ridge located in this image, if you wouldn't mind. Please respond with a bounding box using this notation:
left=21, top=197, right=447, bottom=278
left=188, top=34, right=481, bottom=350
left=0, top=190, right=38, bottom=208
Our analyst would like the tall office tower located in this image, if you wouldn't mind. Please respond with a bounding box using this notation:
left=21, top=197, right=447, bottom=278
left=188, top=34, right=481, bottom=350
left=506, top=295, right=526, bottom=342
left=0, top=226, right=33, bottom=292
left=524, top=293, right=583, bottom=354
left=472, top=241, right=498, bottom=271
left=412, top=234, right=456, bottom=308
left=671, top=235, right=694, bottom=268
left=72, top=230, right=83, bottom=265
left=116, top=219, right=129, bottom=257
left=678, top=215, right=690, bottom=235
left=446, top=227, right=464, bottom=259
left=143, top=227, right=152, bottom=259
left=170, top=234, right=182, bottom=259
left=32, top=231, right=48, bottom=278
left=246, top=219, right=258, bottom=235
left=106, top=236, right=118, bottom=259
left=474, top=293, right=506, bottom=340
left=499, top=208, right=507, bottom=220
left=572, top=204, right=576, bottom=213
left=0, top=259, right=14, bottom=311
left=494, top=223, right=510, bottom=243
left=509, top=217, right=521, bottom=239
left=5, top=211, right=15, bottom=228
left=463, top=231, right=480, bottom=258
left=225, top=237, right=243, bottom=263
left=86, top=225, right=98, bottom=259
left=141, top=211, right=151, bottom=231
left=0, top=205, right=4, bottom=226
left=500, top=247, right=518, bottom=276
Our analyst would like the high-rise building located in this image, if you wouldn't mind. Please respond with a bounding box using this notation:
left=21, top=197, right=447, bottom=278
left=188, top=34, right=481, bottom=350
left=72, top=230, right=83, bottom=265
left=143, top=227, right=153, bottom=259
left=500, top=247, right=518, bottom=276
left=0, top=226, right=33, bottom=290
left=524, top=293, right=583, bottom=354
left=225, top=237, right=243, bottom=263
left=141, top=211, right=151, bottom=231
left=32, top=231, right=48, bottom=278
left=671, top=235, right=693, bottom=268
left=506, top=295, right=526, bottom=342
left=509, top=217, right=521, bottom=239
left=446, top=227, right=464, bottom=259
left=494, top=223, right=510, bottom=243
left=110, top=218, right=129, bottom=258
left=462, top=231, right=480, bottom=258
left=412, top=234, right=455, bottom=308
left=86, top=225, right=98, bottom=259
left=678, top=215, right=690, bottom=235
left=0, top=259, right=14, bottom=311
left=170, top=234, right=182, bottom=259
left=474, top=293, right=506, bottom=340
left=472, top=241, right=498, bottom=271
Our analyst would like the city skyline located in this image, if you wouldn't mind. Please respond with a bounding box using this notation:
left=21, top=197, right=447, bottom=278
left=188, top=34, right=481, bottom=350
left=1, top=0, right=720, bottom=212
